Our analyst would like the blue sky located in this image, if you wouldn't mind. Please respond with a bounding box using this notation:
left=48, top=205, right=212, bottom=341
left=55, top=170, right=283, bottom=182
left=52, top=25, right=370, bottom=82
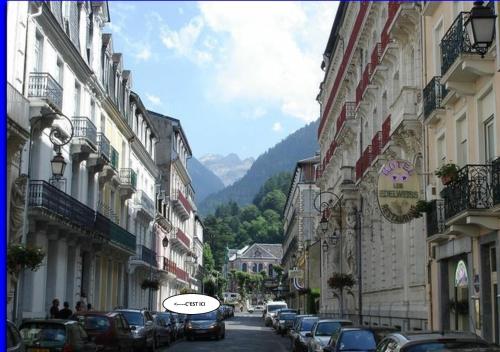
left=106, top=1, right=338, bottom=159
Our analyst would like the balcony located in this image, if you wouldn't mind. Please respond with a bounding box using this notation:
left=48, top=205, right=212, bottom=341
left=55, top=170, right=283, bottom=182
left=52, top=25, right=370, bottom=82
left=371, top=131, right=383, bottom=164
left=387, top=87, right=421, bottom=154
left=28, top=72, right=63, bottom=112
left=71, top=117, right=97, bottom=159
left=426, top=199, right=446, bottom=240
left=96, top=133, right=110, bottom=161
left=175, top=267, right=189, bottom=283
left=335, top=102, right=356, bottom=145
left=28, top=180, right=135, bottom=253
left=7, top=82, right=30, bottom=132
left=110, top=146, right=119, bottom=170
left=370, top=43, right=383, bottom=78
left=133, top=190, right=155, bottom=219
left=164, top=257, right=176, bottom=274
left=170, top=228, right=191, bottom=251
left=493, top=158, right=500, bottom=207
left=355, top=145, right=373, bottom=181
left=440, top=12, right=496, bottom=95
left=119, top=168, right=137, bottom=199
left=382, top=115, right=391, bottom=148
left=441, top=164, right=499, bottom=231
left=138, top=245, right=157, bottom=267
left=356, top=63, right=373, bottom=108
left=423, top=76, right=448, bottom=125
left=97, top=201, right=118, bottom=224
left=172, top=190, right=192, bottom=220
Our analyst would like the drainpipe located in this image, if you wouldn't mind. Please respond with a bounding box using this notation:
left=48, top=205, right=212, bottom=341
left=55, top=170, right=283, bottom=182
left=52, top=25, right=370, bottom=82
left=357, top=199, right=363, bottom=325
left=22, top=2, right=43, bottom=96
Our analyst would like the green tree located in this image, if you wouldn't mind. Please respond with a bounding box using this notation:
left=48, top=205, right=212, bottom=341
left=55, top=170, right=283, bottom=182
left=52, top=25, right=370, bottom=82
left=260, top=189, right=287, bottom=213
left=240, top=204, right=260, bottom=222
left=203, top=243, right=215, bottom=272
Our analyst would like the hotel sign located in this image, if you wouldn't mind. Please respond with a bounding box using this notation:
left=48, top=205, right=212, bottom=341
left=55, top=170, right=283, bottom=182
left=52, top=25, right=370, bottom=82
left=377, top=160, right=419, bottom=224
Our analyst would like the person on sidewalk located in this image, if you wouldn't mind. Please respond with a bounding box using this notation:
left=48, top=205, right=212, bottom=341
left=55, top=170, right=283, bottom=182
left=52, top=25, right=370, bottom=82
left=57, top=302, right=73, bottom=319
left=50, top=299, right=60, bottom=318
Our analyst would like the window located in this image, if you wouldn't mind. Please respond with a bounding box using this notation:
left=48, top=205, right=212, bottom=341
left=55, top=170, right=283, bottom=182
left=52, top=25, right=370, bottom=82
left=56, top=59, right=64, bottom=85
left=74, top=82, right=81, bottom=116
left=456, top=116, right=467, bottom=166
left=90, top=100, right=96, bottom=124
left=485, top=117, right=495, bottom=163
left=437, top=134, right=446, bottom=166
left=33, top=32, right=43, bottom=72
left=242, top=263, right=247, bottom=272
left=433, top=20, right=444, bottom=75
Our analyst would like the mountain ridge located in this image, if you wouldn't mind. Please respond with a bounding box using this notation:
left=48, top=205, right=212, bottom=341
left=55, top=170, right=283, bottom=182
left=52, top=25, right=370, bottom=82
left=199, top=153, right=255, bottom=187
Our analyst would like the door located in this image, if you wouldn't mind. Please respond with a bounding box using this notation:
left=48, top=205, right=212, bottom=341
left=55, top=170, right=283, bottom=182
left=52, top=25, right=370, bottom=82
left=490, top=246, right=498, bottom=344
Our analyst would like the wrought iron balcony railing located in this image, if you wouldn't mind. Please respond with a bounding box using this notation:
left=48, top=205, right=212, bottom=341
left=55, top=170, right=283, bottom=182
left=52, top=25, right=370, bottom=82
left=97, top=133, right=110, bottom=161
left=493, top=157, right=500, bottom=206
left=120, top=168, right=137, bottom=189
left=97, top=200, right=118, bottom=223
left=423, top=76, right=448, bottom=120
left=335, top=102, right=356, bottom=137
left=110, top=146, right=119, bottom=170
left=28, top=72, right=63, bottom=111
left=440, top=12, right=483, bottom=77
left=135, top=190, right=155, bottom=216
left=109, top=221, right=136, bottom=252
left=164, top=257, right=176, bottom=273
left=72, top=116, right=97, bottom=145
left=138, top=245, right=157, bottom=267
left=426, top=199, right=445, bottom=237
left=441, top=164, right=494, bottom=220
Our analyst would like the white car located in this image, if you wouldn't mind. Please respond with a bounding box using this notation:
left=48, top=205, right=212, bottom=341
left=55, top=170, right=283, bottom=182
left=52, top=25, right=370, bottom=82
left=264, top=301, right=287, bottom=326
left=307, top=319, right=352, bottom=352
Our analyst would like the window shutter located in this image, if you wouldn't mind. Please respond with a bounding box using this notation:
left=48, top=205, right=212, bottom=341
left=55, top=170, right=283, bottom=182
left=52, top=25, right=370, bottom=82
left=69, top=2, right=80, bottom=49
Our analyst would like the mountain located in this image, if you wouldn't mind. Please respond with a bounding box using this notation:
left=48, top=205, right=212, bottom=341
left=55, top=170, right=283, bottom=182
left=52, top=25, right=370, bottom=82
left=199, top=119, right=319, bottom=215
left=188, top=157, right=225, bottom=204
left=199, top=153, right=254, bottom=187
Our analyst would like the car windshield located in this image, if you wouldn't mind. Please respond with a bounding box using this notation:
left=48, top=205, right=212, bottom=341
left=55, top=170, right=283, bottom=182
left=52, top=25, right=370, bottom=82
left=315, top=322, right=342, bottom=336
left=119, top=311, right=144, bottom=326
left=20, top=323, right=66, bottom=347
left=339, top=330, right=376, bottom=351
left=404, top=341, right=490, bottom=352
left=281, top=314, right=297, bottom=320
left=188, top=311, right=218, bottom=321
left=82, top=315, right=110, bottom=331
left=268, top=305, right=286, bottom=312
left=301, top=319, right=319, bottom=331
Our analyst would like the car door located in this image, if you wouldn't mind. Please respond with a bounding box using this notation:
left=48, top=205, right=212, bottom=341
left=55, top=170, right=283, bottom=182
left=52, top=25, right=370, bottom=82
left=114, top=315, right=130, bottom=351
left=144, top=311, right=154, bottom=339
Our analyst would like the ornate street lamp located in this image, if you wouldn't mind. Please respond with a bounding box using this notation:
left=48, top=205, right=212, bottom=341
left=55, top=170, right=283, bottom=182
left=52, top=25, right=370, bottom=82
left=162, top=236, right=169, bottom=249
left=320, top=212, right=329, bottom=234
left=465, top=1, right=497, bottom=57
left=50, top=151, right=67, bottom=179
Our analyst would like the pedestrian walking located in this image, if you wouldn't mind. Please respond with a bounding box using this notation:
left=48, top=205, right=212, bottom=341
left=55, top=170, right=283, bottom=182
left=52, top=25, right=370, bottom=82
left=50, top=299, right=60, bottom=318
left=75, top=301, right=84, bottom=313
left=57, top=302, right=73, bottom=319
left=86, top=303, right=92, bottom=311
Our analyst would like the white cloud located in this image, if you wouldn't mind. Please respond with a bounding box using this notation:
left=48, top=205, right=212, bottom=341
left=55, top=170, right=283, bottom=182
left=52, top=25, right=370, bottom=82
left=146, top=93, right=162, bottom=106
left=191, top=1, right=339, bottom=122
left=136, top=46, right=152, bottom=61
left=272, top=122, right=283, bottom=132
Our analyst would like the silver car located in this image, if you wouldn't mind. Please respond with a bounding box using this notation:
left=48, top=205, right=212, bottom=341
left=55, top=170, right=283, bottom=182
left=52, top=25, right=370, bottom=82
left=306, top=319, right=352, bottom=352
left=115, top=309, right=157, bottom=351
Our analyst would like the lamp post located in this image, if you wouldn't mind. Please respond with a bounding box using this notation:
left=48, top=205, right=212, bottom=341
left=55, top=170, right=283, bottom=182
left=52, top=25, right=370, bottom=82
left=465, top=1, right=497, bottom=57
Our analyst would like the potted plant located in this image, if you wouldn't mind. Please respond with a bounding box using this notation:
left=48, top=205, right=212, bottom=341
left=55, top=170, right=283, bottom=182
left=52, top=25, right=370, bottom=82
left=7, top=243, right=45, bottom=276
left=435, top=163, right=459, bottom=185
left=410, top=200, right=433, bottom=219
left=327, top=273, right=356, bottom=290
left=141, top=279, right=160, bottom=291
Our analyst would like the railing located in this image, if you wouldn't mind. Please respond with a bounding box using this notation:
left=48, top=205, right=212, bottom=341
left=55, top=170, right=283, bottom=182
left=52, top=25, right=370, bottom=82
left=110, top=146, right=119, bottom=170
left=72, top=116, right=97, bottom=145
left=7, top=82, right=30, bottom=130
left=29, top=181, right=135, bottom=251
left=371, top=131, right=383, bottom=160
left=423, top=76, right=448, bottom=120
left=164, top=257, right=176, bottom=273
left=177, top=190, right=193, bottom=214
left=176, top=228, right=191, bottom=248
left=380, top=2, right=401, bottom=54
left=441, top=12, right=480, bottom=77
left=176, top=267, right=189, bottom=282
left=441, top=164, right=493, bottom=220
left=356, top=63, right=372, bottom=106
left=28, top=72, right=63, bottom=111
left=336, top=102, right=356, bottom=136
left=120, top=168, right=137, bottom=189
left=323, top=140, right=337, bottom=170
left=97, top=133, right=110, bottom=161
left=492, top=157, right=500, bottom=206
left=135, top=190, right=155, bottom=216
left=426, top=199, right=446, bottom=237
left=28, top=180, right=95, bottom=232
left=138, top=245, right=157, bottom=267
left=391, top=87, right=418, bottom=125
left=382, top=115, right=391, bottom=147
left=355, top=145, right=373, bottom=181
left=97, top=200, right=118, bottom=223
left=370, top=43, right=382, bottom=70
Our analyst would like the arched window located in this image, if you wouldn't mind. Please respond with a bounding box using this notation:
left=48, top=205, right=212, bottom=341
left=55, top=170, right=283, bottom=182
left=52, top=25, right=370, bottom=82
left=252, top=263, right=257, bottom=272
left=242, top=263, right=247, bottom=272
left=268, top=264, right=273, bottom=277
left=258, top=263, right=263, bottom=272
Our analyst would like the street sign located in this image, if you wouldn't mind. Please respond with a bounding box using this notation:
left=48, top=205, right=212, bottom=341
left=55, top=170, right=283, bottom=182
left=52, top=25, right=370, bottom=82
left=288, top=269, right=304, bottom=279
left=263, top=279, right=278, bottom=288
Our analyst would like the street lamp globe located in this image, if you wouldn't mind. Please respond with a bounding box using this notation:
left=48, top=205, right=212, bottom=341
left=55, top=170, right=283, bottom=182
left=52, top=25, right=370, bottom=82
left=465, top=1, right=497, bottom=56
left=50, top=152, right=67, bottom=178
left=162, top=236, right=169, bottom=248
left=320, top=213, right=329, bottom=234
left=322, top=239, right=329, bottom=252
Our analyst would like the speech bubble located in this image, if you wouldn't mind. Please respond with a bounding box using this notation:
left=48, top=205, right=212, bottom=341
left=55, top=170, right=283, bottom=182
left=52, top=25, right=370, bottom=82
left=162, top=294, right=221, bottom=315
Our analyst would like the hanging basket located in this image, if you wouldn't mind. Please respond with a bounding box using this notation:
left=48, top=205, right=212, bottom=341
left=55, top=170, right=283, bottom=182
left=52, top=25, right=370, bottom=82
left=7, top=243, right=45, bottom=276
left=327, top=273, right=355, bottom=290
left=141, top=279, right=160, bottom=291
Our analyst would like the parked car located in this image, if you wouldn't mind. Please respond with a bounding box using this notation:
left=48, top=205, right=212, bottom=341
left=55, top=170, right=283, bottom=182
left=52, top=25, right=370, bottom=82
left=273, top=309, right=299, bottom=330
left=19, top=319, right=97, bottom=352
left=277, top=312, right=297, bottom=336
left=376, top=331, right=492, bottom=352
left=7, top=320, right=25, bottom=352
left=323, top=327, right=397, bottom=352
left=114, top=309, right=156, bottom=351
left=264, top=301, right=288, bottom=326
left=154, top=312, right=177, bottom=342
left=185, top=310, right=225, bottom=341
left=289, top=316, right=319, bottom=352
left=172, top=313, right=186, bottom=338
left=252, top=305, right=265, bottom=314
left=74, top=312, right=134, bottom=352
left=152, top=314, right=172, bottom=347
left=306, top=319, right=352, bottom=352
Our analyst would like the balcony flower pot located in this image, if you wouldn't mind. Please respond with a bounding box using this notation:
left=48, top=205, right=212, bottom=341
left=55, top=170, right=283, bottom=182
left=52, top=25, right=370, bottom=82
left=141, top=279, right=160, bottom=291
left=410, top=200, right=433, bottom=219
left=435, top=163, right=459, bottom=185
left=327, top=273, right=355, bottom=290
left=7, top=243, right=45, bottom=277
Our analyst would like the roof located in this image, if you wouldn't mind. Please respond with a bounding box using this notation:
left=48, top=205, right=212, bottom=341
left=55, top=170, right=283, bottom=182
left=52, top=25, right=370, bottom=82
left=147, top=110, right=193, bottom=156
left=235, top=243, right=283, bottom=260
left=130, top=91, right=160, bottom=138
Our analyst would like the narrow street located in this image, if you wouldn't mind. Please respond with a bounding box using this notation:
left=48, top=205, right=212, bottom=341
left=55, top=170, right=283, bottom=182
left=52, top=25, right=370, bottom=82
left=165, top=313, right=290, bottom=352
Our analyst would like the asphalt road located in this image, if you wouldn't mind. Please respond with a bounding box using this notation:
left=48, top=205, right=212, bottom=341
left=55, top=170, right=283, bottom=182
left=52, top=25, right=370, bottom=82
left=164, top=313, right=290, bottom=352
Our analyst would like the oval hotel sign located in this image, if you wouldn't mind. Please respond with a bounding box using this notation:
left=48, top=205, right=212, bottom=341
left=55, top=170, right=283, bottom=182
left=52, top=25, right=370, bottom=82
left=377, top=159, right=419, bottom=224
